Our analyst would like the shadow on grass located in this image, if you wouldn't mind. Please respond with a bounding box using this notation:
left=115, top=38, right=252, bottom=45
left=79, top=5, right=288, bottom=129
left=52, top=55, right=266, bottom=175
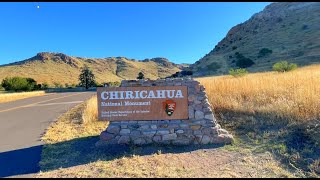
left=215, top=109, right=320, bottom=177
left=0, top=136, right=219, bottom=177
left=1, top=136, right=223, bottom=177
left=38, top=135, right=224, bottom=173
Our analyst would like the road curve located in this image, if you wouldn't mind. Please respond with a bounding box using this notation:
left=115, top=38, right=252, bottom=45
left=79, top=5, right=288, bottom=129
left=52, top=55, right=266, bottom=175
left=0, top=91, right=96, bottom=178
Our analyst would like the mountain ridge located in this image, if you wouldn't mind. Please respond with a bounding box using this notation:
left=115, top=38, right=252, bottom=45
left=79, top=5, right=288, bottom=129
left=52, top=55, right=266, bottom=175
left=0, top=52, right=182, bottom=86
left=189, top=2, right=320, bottom=76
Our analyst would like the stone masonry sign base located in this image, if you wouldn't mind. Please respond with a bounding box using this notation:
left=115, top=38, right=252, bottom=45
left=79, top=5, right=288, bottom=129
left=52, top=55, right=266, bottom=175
left=96, top=78, right=233, bottom=146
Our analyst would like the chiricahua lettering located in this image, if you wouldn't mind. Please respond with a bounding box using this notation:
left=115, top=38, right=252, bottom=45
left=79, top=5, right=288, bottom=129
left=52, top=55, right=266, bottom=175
left=101, top=90, right=184, bottom=100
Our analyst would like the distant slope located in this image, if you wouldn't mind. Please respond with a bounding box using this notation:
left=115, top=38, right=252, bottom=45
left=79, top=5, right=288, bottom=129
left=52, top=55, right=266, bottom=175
left=190, top=2, right=320, bottom=76
left=0, top=52, right=181, bottom=86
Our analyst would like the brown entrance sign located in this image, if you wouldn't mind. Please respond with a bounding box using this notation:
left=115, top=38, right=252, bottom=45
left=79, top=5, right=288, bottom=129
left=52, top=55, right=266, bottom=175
left=97, top=86, right=188, bottom=121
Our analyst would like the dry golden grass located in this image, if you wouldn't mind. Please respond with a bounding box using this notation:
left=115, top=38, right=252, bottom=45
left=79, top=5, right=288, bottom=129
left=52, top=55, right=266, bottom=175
left=36, top=72, right=306, bottom=178
left=36, top=65, right=320, bottom=178
left=0, top=91, right=46, bottom=103
left=82, top=96, right=98, bottom=124
left=42, top=95, right=108, bottom=144
left=196, top=64, right=320, bottom=122
left=196, top=65, right=320, bottom=177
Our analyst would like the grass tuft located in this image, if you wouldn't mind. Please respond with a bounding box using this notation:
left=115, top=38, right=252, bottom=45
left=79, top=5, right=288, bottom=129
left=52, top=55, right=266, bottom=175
left=0, top=90, right=46, bottom=103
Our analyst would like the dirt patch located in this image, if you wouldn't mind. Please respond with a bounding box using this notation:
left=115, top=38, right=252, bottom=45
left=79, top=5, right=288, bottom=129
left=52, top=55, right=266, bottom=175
left=36, top=141, right=295, bottom=178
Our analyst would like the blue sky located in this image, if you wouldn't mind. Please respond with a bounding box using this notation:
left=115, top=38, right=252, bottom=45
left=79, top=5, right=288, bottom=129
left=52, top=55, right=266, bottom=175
left=0, top=2, right=271, bottom=65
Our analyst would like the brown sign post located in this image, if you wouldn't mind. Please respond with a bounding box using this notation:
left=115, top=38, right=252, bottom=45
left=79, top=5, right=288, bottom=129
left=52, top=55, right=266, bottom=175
left=97, top=86, right=188, bottom=121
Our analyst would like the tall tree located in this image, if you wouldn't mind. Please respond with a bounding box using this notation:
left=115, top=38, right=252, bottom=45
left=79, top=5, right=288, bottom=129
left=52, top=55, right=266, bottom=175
left=79, top=65, right=95, bottom=89
left=137, top=71, right=145, bottom=80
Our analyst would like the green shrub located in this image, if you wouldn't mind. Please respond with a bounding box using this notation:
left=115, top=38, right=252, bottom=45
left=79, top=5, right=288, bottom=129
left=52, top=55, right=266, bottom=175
left=94, top=82, right=102, bottom=87
left=235, top=52, right=255, bottom=68
left=34, top=84, right=42, bottom=90
left=180, top=70, right=193, bottom=76
left=273, top=61, right=298, bottom=72
left=229, top=68, right=248, bottom=77
left=258, top=48, right=272, bottom=58
left=137, top=71, right=145, bottom=80
left=207, top=62, right=221, bottom=71
left=109, top=81, right=121, bottom=87
left=53, top=82, right=64, bottom=88
left=1, top=77, right=38, bottom=92
left=167, top=69, right=194, bottom=78
left=42, top=82, right=49, bottom=89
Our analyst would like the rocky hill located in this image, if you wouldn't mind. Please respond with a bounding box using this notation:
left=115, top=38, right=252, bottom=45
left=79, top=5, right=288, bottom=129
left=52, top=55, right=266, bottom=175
left=190, top=2, right=320, bottom=76
left=0, top=52, right=181, bottom=86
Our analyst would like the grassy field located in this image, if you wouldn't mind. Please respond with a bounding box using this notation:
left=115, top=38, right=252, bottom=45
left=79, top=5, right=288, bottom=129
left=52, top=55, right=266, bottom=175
left=0, top=91, right=46, bottom=103
left=196, top=64, right=320, bottom=177
left=36, top=65, right=320, bottom=178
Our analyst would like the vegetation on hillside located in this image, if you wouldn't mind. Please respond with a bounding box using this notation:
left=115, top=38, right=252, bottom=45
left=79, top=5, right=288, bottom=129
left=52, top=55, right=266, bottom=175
left=190, top=2, right=320, bottom=76
left=235, top=52, right=255, bottom=68
left=166, top=69, right=193, bottom=78
left=258, top=48, right=273, bottom=58
left=137, top=71, right=145, bottom=80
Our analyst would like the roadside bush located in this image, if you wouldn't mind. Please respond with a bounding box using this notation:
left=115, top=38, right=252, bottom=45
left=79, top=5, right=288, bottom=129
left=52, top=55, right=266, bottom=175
left=1, top=77, right=38, bottom=92
left=42, top=82, right=49, bottom=90
left=104, top=81, right=121, bottom=87
left=53, top=82, right=64, bottom=88
left=229, top=68, right=248, bottom=77
left=34, top=84, right=42, bottom=90
left=94, top=82, right=103, bottom=87
left=273, top=61, right=298, bottom=72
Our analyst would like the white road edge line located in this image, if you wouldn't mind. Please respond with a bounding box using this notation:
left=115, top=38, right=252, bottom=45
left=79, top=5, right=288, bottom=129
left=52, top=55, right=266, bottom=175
left=28, top=101, right=84, bottom=107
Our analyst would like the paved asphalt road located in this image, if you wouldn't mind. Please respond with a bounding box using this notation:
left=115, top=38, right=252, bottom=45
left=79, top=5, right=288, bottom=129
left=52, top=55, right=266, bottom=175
left=0, top=91, right=96, bottom=178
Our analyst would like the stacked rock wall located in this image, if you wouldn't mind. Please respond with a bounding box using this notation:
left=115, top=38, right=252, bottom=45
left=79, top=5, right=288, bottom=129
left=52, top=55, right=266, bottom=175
left=96, top=78, right=233, bottom=146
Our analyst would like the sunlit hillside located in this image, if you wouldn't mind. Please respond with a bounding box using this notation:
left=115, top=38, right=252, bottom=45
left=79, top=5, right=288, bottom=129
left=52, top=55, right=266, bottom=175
left=0, top=52, right=181, bottom=86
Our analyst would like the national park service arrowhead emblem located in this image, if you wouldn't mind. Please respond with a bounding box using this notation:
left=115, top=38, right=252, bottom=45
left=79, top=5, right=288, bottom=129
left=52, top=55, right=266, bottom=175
left=162, top=99, right=176, bottom=116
